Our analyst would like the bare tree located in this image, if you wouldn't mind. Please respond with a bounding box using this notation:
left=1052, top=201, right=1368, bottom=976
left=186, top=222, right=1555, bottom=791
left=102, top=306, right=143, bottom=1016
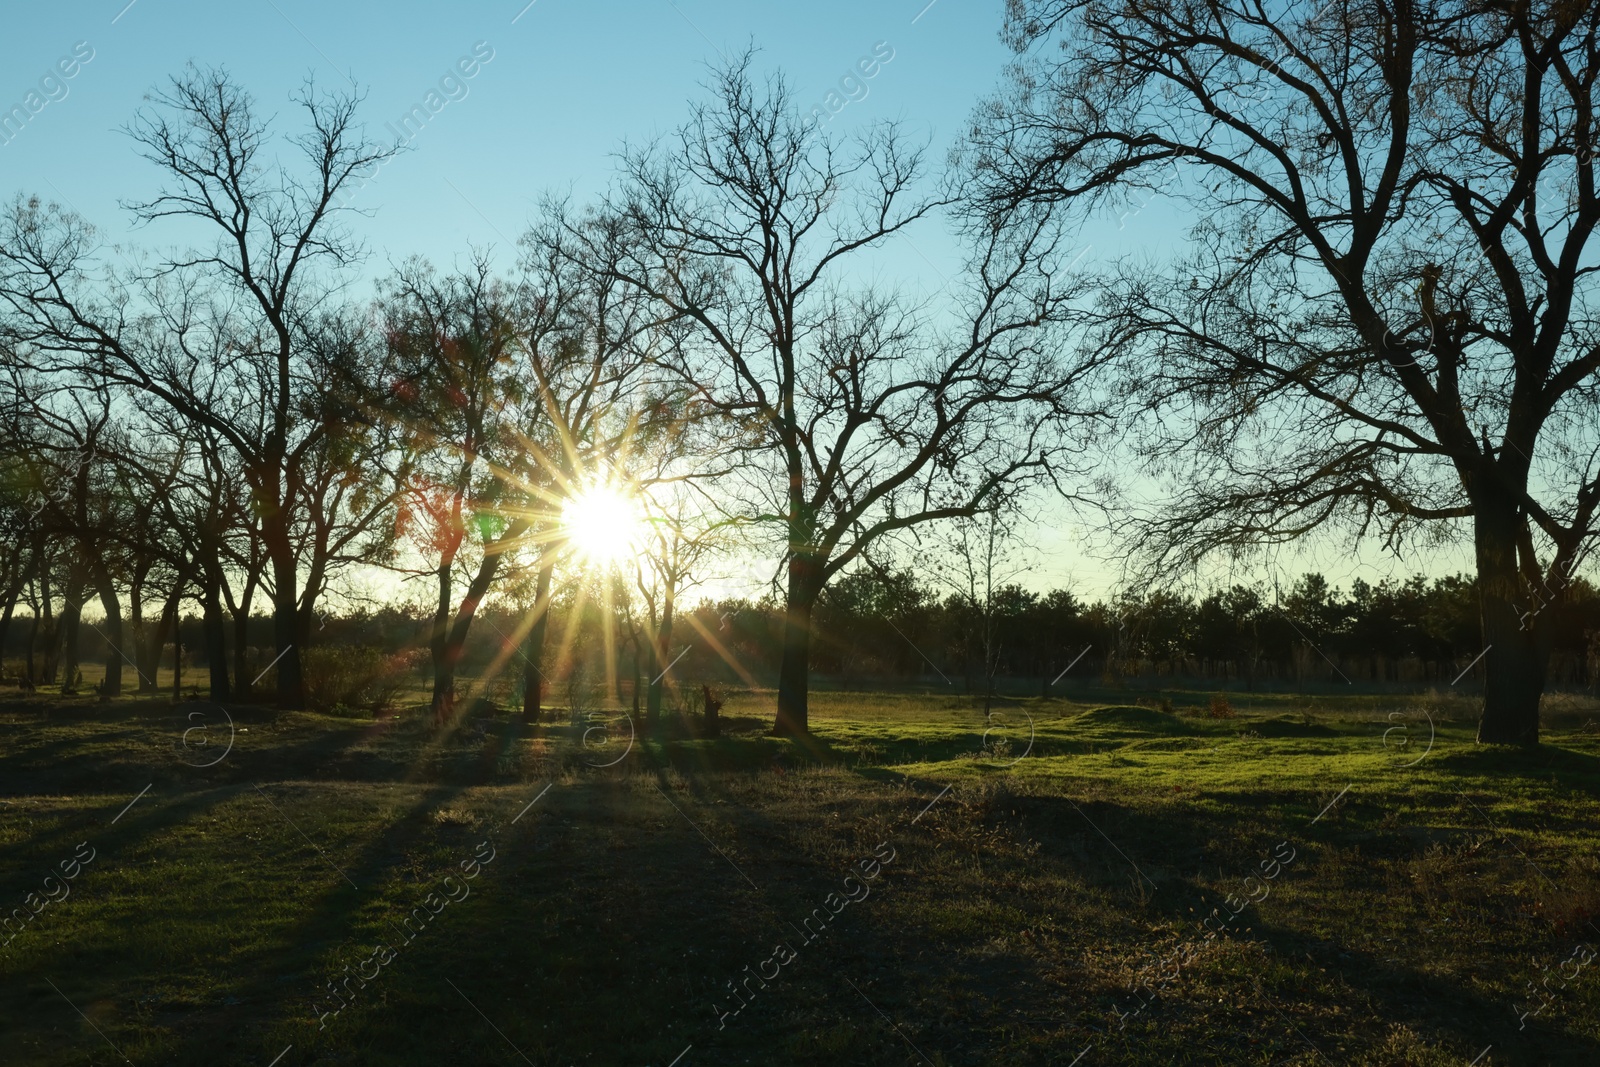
left=971, top=0, right=1600, bottom=744
left=0, top=362, right=139, bottom=695
left=380, top=255, right=525, bottom=722
left=293, top=310, right=408, bottom=642
left=929, top=499, right=1031, bottom=717
left=155, top=415, right=242, bottom=699
left=121, top=434, right=187, bottom=693
left=0, top=502, right=34, bottom=677
left=632, top=479, right=730, bottom=727
left=606, top=54, right=1099, bottom=735
left=511, top=205, right=678, bottom=724
left=0, top=66, right=396, bottom=707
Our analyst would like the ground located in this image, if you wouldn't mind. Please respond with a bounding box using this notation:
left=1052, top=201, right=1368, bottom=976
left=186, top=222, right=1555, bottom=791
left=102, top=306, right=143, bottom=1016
left=1, top=678, right=1599, bottom=1066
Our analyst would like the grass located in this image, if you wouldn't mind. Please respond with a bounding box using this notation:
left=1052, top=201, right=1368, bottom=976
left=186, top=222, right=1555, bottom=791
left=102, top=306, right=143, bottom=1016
left=1, top=681, right=1599, bottom=1065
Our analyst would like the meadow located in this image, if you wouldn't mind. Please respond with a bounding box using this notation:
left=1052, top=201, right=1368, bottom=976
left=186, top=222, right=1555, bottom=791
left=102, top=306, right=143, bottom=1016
left=2, top=675, right=1599, bottom=1066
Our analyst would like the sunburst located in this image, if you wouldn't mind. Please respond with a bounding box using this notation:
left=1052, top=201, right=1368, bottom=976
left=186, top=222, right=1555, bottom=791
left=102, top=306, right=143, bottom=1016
left=562, top=481, right=643, bottom=567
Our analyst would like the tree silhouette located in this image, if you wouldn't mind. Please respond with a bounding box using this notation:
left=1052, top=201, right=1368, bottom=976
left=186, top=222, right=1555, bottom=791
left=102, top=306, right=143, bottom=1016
left=971, top=0, right=1600, bottom=742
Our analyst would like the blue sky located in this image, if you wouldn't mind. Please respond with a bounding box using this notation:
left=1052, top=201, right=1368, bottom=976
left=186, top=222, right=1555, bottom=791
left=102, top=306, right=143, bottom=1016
left=2, top=1, right=1473, bottom=600
left=2, top=1, right=1036, bottom=284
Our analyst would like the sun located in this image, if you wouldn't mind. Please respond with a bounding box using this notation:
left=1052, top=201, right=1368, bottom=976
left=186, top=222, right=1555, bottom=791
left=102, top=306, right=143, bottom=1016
left=562, top=482, right=643, bottom=567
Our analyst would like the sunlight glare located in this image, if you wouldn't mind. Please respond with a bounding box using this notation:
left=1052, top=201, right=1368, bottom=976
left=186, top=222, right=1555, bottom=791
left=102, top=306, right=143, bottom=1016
left=563, top=483, right=643, bottom=567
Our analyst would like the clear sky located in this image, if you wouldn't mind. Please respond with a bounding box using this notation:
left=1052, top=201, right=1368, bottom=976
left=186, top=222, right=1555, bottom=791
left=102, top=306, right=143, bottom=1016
left=2, top=0, right=1475, bottom=601
left=1, top=0, right=1036, bottom=279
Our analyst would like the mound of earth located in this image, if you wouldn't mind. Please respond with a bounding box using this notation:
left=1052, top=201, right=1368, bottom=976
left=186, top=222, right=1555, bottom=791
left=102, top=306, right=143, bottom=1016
left=1073, top=704, right=1197, bottom=734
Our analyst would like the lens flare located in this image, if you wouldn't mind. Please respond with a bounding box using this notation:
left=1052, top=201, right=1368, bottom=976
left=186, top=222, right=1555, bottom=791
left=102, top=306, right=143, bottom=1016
left=562, top=483, right=642, bottom=567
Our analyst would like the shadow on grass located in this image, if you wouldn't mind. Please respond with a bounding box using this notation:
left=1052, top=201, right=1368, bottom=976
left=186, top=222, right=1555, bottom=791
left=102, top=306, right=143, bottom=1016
left=939, top=784, right=1600, bottom=1064
left=1433, top=743, right=1600, bottom=796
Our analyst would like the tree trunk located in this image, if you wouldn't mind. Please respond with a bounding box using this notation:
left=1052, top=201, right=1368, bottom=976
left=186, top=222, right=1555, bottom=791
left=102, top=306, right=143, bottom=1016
left=774, top=554, right=820, bottom=737
left=646, top=586, right=675, bottom=728
left=153, top=586, right=180, bottom=693
left=433, top=517, right=531, bottom=725
left=144, top=582, right=179, bottom=693
left=92, top=561, right=125, bottom=697
left=202, top=567, right=230, bottom=701
left=982, top=615, right=997, bottom=717
left=24, top=547, right=46, bottom=686
left=171, top=602, right=183, bottom=701
left=24, top=591, right=41, bottom=684
left=230, top=572, right=258, bottom=700
left=430, top=558, right=456, bottom=722
left=521, top=558, right=556, bottom=725
left=40, top=559, right=57, bottom=685
left=0, top=549, right=26, bottom=678
left=0, top=594, right=13, bottom=678
left=58, top=563, right=86, bottom=694
left=25, top=604, right=40, bottom=686
left=130, top=571, right=158, bottom=693
left=262, top=519, right=304, bottom=709
left=298, top=561, right=327, bottom=650
left=1474, top=505, right=1548, bottom=745
left=629, top=631, right=642, bottom=718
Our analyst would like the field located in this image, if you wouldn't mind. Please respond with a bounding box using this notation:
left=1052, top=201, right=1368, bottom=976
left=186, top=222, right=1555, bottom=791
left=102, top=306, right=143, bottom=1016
left=2, top=678, right=1599, bottom=1066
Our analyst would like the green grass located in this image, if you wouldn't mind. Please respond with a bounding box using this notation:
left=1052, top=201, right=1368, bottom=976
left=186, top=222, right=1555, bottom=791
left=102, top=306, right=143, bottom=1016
left=2, top=684, right=1599, bottom=1065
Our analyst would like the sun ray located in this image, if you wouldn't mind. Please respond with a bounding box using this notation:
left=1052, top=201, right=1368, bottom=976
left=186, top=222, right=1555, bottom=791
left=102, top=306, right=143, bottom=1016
left=548, top=577, right=596, bottom=701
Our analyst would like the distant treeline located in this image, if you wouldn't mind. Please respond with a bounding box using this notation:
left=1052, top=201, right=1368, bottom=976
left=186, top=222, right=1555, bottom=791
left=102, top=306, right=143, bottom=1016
left=793, top=569, right=1600, bottom=693
left=11, top=569, right=1597, bottom=703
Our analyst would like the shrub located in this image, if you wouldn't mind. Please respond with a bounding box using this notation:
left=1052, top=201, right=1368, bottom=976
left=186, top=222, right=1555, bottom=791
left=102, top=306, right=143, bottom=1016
left=301, top=646, right=421, bottom=715
left=1207, top=693, right=1236, bottom=719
